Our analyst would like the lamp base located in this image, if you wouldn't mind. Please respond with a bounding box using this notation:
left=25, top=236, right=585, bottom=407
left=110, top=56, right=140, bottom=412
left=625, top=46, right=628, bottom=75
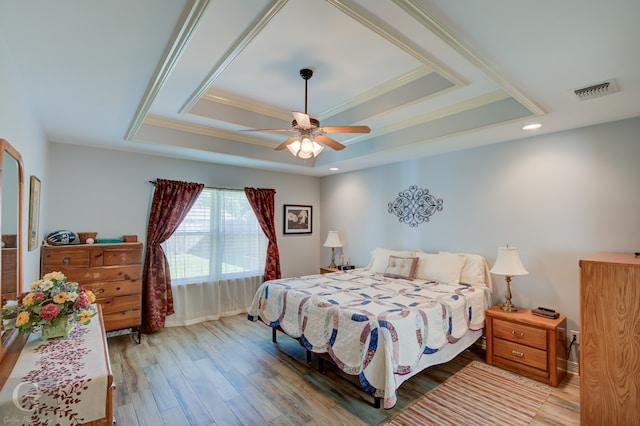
left=500, top=302, right=518, bottom=312
left=329, top=248, right=336, bottom=268
left=501, top=275, right=517, bottom=312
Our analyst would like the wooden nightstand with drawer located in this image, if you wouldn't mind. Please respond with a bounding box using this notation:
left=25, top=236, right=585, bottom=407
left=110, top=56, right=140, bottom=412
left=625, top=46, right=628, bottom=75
left=485, top=304, right=567, bottom=386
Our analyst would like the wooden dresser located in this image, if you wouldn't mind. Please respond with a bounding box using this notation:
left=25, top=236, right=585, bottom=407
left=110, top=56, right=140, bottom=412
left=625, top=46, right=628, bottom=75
left=1, top=247, right=18, bottom=300
left=579, top=252, right=640, bottom=425
left=41, top=242, right=143, bottom=340
left=485, top=304, right=567, bottom=387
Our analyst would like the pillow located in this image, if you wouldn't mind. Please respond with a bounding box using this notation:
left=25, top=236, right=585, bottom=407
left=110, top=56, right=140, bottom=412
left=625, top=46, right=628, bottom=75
left=366, top=248, right=414, bottom=273
left=414, top=252, right=465, bottom=285
left=383, top=256, right=419, bottom=280
left=440, top=252, right=491, bottom=288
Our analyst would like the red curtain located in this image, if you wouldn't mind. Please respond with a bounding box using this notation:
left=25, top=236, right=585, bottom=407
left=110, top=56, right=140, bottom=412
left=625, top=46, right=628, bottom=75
left=244, top=187, right=281, bottom=281
left=142, top=179, right=204, bottom=333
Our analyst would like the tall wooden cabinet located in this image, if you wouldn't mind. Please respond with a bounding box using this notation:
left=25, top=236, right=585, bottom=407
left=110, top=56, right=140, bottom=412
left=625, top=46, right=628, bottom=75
left=41, top=242, right=143, bottom=341
left=579, top=252, right=640, bottom=425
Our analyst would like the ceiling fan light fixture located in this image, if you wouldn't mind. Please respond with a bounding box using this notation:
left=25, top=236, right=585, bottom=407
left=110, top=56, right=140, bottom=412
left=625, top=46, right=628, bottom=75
left=300, top=137, right=314, bottom=154
left=286, top=136, right=324, bottom=159
left=286, top=139, right=301, bottom=156
left=312, top=141, right=324, bottom=157
left=244, top=68, right=370, bottom=160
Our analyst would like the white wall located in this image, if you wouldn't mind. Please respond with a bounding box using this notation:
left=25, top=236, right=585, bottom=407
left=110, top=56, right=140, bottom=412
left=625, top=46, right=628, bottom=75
left=320, top=116, right=640, bottom=363
left=46, top=143, right=322, bottom=278
left=0, top=33, right=50, bottom=287
left=4, top=15, right=639, bottom=365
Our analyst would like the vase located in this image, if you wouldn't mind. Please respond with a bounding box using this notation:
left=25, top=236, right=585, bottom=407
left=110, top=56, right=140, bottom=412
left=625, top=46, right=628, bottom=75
left=41, top=320, right=73, bottom=340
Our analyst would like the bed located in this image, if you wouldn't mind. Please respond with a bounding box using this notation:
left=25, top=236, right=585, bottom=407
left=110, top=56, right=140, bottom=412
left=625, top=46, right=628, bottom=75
left=247, top=248, right=493, bottom=409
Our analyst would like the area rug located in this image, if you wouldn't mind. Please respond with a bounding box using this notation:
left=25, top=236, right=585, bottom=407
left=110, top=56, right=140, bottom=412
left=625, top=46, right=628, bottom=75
left=386, top=361, right=552, bottom=426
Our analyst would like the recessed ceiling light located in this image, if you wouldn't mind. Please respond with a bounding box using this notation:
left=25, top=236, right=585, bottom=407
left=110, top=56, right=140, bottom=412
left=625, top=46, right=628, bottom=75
left=329, top=167, right=339, bottom=171
left=522, top=123, right=542, bottom=130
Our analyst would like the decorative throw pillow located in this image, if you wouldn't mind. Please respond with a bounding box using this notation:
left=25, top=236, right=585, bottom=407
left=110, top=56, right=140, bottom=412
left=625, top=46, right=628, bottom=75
left=366, top=248, right=415, bottom=273
left=414, top=252, right=465, bottom=285
left=383, top=256, right=419, bottom=280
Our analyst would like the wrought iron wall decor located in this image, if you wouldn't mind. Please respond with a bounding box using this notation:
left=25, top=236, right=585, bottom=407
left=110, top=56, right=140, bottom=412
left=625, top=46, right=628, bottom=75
left=388, top=185, right=443, bottom=227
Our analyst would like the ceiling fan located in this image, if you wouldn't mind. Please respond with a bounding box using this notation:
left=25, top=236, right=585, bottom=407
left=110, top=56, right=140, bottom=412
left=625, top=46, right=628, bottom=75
left=241, top=68, right=370, bottom=159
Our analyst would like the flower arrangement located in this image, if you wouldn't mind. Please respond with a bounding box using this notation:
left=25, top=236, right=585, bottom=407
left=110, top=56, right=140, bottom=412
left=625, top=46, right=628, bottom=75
left=12, top=271, right=97, bottom=335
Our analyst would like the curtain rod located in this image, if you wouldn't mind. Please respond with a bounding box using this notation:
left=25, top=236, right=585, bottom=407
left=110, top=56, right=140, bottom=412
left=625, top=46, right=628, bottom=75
left=148, top=180, right=245, bottom=192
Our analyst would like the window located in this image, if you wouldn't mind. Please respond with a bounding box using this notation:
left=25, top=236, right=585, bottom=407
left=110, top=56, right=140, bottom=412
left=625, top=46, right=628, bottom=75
left=162, top=188, right=267, bottom=283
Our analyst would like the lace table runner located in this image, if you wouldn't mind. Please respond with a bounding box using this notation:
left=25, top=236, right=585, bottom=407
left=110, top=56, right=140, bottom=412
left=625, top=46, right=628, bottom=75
left=0, top=314, right=108, bottom=425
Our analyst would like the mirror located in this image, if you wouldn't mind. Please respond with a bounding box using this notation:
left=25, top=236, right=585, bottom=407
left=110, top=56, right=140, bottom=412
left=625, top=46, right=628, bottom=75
left=0, top=138, right=24, bottom=361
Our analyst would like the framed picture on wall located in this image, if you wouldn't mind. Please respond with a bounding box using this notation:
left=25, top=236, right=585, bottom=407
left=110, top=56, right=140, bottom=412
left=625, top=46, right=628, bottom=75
left=28, top=175, right=41, bottom=251
left=283, top=204, right=312, bottom=234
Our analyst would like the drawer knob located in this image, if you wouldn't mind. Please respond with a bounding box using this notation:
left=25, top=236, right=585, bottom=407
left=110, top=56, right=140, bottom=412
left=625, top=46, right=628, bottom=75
left=95, top=288, right=105, bottom=294
left=511, top=330, right=524, bottom=338
left=511, top=350, right=524, bottom=358
left=63, top=257, right=71, bottom=264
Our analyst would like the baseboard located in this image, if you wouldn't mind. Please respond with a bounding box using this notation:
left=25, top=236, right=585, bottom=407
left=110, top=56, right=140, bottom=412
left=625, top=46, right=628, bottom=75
left=566, top=360, right=579, bottom=376
left=476, top=335, right=487, bottom=350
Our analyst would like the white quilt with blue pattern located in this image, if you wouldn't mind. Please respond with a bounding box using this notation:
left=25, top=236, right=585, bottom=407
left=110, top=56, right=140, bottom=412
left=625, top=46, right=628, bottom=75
left=247, top=269, right=491, bottom=409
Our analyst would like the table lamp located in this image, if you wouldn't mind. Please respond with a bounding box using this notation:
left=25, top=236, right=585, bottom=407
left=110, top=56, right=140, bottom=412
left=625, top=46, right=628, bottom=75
left=490, top=246, right=528, bottom=312
left=323, top=231, right=342, bottom=268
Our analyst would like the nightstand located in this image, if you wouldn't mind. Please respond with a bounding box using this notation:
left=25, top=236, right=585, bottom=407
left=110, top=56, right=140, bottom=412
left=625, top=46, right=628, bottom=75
left=485, top=304, right=567, bottom=386
left=319, top=267, right=339, bottom=274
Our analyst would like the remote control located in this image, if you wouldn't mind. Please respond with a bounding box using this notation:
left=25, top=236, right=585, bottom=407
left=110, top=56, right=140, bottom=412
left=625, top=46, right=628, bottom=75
left=537, top=306, right=556, bottom=313
left=533, top=308, right=560, bottom=319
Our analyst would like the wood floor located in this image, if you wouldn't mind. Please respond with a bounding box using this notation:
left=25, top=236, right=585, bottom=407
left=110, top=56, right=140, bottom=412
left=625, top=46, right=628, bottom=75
left=107, top=314, right=580, bottom=425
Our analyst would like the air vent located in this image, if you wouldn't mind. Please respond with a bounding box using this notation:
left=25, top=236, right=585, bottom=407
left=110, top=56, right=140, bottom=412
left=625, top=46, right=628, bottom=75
left=572, top=80, right=618, bottom=101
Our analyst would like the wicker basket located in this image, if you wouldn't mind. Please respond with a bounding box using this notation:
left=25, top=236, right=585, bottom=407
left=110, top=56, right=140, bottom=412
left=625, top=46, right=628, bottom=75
left=78, top=232, right=98, bottom=244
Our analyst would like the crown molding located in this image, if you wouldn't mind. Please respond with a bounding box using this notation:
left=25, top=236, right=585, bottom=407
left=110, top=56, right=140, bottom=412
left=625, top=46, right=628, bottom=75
left=393, top=0, right=545, bottom=116
left=199, top=90, right=292, bottom=121
left=179, top=0, right=288, bottom=114
left=143, top=115, right=276, bottom=148
left=370, top=90, right=511, bottom=138
left=327, top=0, right=466, bottom=87
left=319, top=67, right=433, bottom=120
left=125, top=0, right=211, bottom=141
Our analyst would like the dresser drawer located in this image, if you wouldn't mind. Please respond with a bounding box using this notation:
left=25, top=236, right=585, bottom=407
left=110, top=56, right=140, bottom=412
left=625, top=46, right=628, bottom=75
left=62, top=265, right=142, bottom=284
left=493, top=338, right=548, bottom=371
left=98, top=294, right=141, bottom=315
left=82, top=279, right=141, bottom=299
left=42, top=250, right=90, bottom=269
left=104, top=310, right=141, bottom=331
left=493, top=318, right=547, bottom=350
left=103, top=248, right=143, bottom=266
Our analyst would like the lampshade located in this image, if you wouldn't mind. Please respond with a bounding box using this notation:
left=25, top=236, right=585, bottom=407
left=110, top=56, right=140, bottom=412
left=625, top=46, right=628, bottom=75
left=490, top=246, right=528, bottom=276
left=323, top=231, right=342, bottom=248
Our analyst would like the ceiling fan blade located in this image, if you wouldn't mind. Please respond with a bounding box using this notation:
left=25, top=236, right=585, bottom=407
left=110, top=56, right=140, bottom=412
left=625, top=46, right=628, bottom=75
left=240, top=128, right=294, bottom=133
left=274, top=135, right=300, bottom=151
left=292, top=111, right=311, bottom=129
left=321, top=125, right=371, bottom=134
left=316, top=134, right=345, bottom=151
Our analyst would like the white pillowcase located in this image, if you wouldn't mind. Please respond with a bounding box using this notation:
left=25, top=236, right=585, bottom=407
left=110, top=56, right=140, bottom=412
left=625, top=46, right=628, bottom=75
left=440, top=251, right=490, bottom=287
left=414, top=252, right=466, bottom=285
left=366, top=248, right=414, bottom=273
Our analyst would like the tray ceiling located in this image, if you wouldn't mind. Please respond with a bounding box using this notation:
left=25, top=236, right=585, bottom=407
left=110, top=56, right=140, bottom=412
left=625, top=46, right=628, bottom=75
left=1, top=0, right=639, bottom=175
